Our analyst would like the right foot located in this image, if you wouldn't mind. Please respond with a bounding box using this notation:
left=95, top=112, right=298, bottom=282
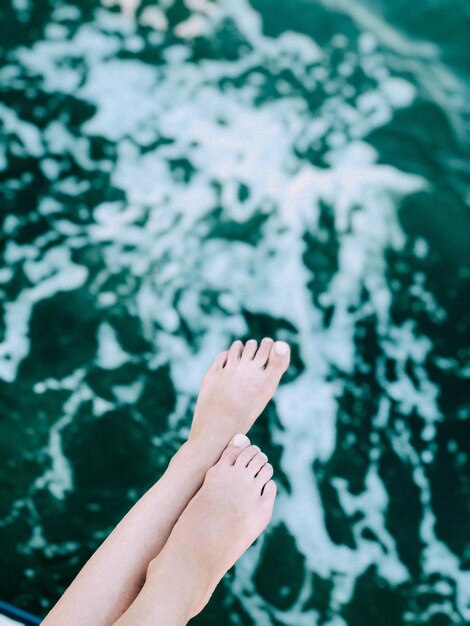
left=189, top=338, right=290, bottom=448
left=147, top=436, right=277, bottom=620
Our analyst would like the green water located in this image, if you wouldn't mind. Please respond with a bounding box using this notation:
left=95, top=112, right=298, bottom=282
left=0, top=0, right=469, bottom=624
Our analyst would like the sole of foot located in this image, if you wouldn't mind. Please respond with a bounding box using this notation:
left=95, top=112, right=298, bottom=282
left=147, top=435, right=277, bottom=619
left=190, top=338, right=290, bottom=446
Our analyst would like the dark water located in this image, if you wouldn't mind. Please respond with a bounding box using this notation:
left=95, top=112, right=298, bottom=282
left=1, top=1, right=469, bottom=624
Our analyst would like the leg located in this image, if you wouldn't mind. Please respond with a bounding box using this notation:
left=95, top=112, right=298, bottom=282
left=42, top=339, right=289, bottom=625
left=114, top=439, right=277, bottom=626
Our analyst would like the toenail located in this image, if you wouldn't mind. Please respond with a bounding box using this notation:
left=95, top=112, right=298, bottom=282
left=274, top=341, right=289, bottom=356
left=232, top=434, right=249, bottom=447
left=251, top=445, right=260, bottom=452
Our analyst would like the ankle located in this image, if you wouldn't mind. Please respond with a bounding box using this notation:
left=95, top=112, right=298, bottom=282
left=146, top=548, right=212, bottom=619
left=179, top=434, right=227, bottom=468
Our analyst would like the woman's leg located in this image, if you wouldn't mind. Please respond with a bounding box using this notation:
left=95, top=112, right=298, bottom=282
left=114, top=439, right=277, bottom=626
left=42, top=338, right=290, bottom=626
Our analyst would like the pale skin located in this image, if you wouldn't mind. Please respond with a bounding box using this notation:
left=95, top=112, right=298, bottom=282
left=115, top=438, right=277, bottom=625
left=42, top=337, right=290, bottom=625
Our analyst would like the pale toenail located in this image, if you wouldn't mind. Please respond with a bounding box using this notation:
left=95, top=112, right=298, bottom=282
left=232, top=434, right=249, bottom=447
left=251, top=445, right=260, bottom=452
left=274, top=341, right=289, bottom=356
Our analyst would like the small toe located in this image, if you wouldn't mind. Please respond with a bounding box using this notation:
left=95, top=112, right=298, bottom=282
left=261, top=479, right=277, bottom=505
left=219, top=434, right=251, bottom=465
left=265, top=341, right=290, bottom=375
left=226, top=340, right=244, bottom=367
left=211, top=350, right=228, bottom=370
left=256, top=463, right=273, bottom=488
left=241, top=339, right=258, bottom=361
left=235, top=444, right=261, bottom=468
left=253, top=337, right=274, bottom=366
left=248, top=451, right=268, bottom=477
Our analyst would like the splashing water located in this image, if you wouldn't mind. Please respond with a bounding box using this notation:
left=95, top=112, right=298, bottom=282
left=0, top=0, right=469, bottom=623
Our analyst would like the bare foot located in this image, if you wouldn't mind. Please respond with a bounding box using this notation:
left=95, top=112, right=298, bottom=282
left=151, top=436, right=276, bottom=618
left=116, top=437, right=276, bottom=625
left=189, top=338, right=290, bottom=447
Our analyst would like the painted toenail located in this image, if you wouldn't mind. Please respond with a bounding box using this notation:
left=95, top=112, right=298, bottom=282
left=232, top=434, right=249, bottom=447
left=274, top=341, right=289, bottom=356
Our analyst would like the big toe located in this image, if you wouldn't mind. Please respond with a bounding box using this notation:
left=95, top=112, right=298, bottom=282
left=219, top=434, right=251, bottom=465
left=265, top=341, right=290, bottom=376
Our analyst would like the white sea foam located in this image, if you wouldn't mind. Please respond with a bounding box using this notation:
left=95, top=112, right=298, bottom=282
left=0, top=246, right=87, bottom=382
left=4, top=0, right=467, bottom=620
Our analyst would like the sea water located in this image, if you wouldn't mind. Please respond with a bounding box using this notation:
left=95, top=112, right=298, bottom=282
left=0, top=1, right=469, bottom=624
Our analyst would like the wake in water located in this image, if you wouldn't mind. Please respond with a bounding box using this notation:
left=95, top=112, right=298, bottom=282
left=0, top=0, right=469, bottom=623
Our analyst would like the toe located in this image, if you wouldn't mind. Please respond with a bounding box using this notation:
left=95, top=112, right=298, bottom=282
left=211, top=350, right=228, bottom=370
left=241, top=339, right=258, bottom=361
left=235, top=444, right=261, bottom=468
left=253, top=337, right=274, bottom=366
left=248, top=451, right=268, bottom=477
left=265, top=341, right=290, bottom=377
left=225, top=340, right=244, bottom=367
left=261, top=479, right=277, bottom=505
left=219, top=434, right=251, bottom=465
left=256, top=463, right=273, bottom=489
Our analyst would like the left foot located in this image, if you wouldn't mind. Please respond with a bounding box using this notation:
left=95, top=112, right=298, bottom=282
left=189, top=338, right=290, bottom=449
left=115, top=437, right=277, bottom=625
